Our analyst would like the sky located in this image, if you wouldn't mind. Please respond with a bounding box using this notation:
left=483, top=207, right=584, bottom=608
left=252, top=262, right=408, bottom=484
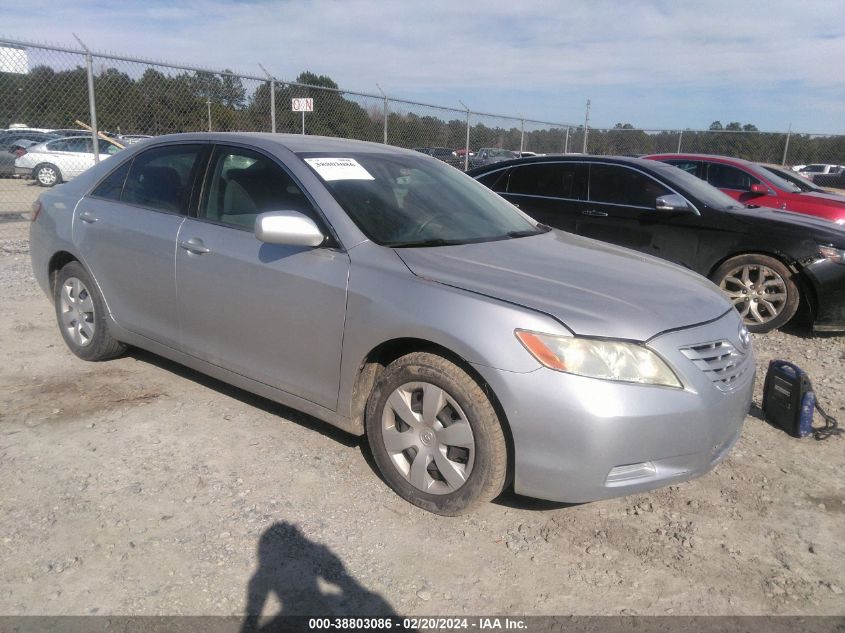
left=2, top=0, right=844, bottom=133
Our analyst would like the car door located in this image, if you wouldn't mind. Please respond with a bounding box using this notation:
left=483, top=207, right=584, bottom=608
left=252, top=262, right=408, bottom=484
left=58, top=137, right=97, bottom=179
left=497, top=161, right=588, bottom=233
left=175, top=144, right=350, bottom=410
left=575, top=163, right=705, bottom=269
left=74, top=142, right=208, bottom=348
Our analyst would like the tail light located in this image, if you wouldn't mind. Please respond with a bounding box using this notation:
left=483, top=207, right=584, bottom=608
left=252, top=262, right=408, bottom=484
left=30, top=200, right=42, bottom=222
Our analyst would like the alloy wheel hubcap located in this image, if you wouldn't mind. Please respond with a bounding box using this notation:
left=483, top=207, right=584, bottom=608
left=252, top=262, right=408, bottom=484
left=59, top=277, right=95, bottom=346
left=720, top=264, right=787, bottom=325
left=39, top=167, right=57, bottom=185
left=381, top=381, right=475, bottom=495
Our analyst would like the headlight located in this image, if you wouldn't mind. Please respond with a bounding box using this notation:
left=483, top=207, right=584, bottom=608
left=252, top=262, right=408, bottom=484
left=515, top=330, right=682, bottom=388
left=818, top=245, right=845, bottom=264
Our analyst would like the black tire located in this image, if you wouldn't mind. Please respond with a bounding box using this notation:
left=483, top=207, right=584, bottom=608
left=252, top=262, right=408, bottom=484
left=35, top=163, right=61, bottom=187
left=365, top=352, right=508, bottom=515
left=710, top=254, right=800, bottom=333
left=53, top=261, right=126, bottom=361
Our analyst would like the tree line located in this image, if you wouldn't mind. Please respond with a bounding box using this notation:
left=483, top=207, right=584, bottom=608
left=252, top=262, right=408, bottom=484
left=1, top=64, right=842, bottom=166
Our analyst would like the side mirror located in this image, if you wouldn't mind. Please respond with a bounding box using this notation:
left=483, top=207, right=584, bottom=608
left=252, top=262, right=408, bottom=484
left=655, top=193, right=697, bottom=214
left=254, top=211, right=325, bottom=247
left=749, top=183, right=768, bottom=195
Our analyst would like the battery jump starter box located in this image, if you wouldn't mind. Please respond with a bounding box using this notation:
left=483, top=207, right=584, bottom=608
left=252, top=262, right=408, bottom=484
left=761, top=360, right=816, bottom=438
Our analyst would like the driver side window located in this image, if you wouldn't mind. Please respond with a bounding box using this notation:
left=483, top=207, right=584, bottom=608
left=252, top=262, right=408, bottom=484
left=200, top=146, right=318, bottom=230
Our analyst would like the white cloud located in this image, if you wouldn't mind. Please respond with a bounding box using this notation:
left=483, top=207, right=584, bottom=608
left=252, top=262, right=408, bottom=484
left=2, top=0, right=844, bottom=130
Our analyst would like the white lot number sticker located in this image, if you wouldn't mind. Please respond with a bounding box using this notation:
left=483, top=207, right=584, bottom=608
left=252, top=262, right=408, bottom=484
left=304, top=157, right=374, bottom=181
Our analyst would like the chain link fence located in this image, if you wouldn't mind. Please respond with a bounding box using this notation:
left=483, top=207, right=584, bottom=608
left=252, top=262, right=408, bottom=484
left=2, top=36, right=844, bottom=215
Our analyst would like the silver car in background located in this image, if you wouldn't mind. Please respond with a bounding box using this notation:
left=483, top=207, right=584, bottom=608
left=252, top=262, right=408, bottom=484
left=29, top=133, right=754, bottom=515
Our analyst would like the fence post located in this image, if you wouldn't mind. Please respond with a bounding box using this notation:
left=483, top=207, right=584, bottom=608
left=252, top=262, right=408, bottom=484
left=459, top=100, right=470, bottom=171
left=677, top=130, right=683, bottom=153
left=74, top=34, right=99, bottom=163
left=519, top=118, right=525, bottom=154
left=781, top=124, right=791, bottom=166
left=270, top=80, right=276, bottom=133
left=376, top=84, right=388, bottom=144
left=258, top=64, right=275, bottom=133
left=564, top=127, right=570, bottom=154
left=582, top=99, right=590, bottom=153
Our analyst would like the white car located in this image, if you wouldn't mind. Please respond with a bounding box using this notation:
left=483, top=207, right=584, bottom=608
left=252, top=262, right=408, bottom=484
left=796, top=163, right=845, bottom=181
left=14, top=136, right=122, bottom=186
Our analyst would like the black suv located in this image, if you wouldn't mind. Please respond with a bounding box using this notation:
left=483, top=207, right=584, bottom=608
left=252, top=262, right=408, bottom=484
left=469, top=155, right=845, bottom=333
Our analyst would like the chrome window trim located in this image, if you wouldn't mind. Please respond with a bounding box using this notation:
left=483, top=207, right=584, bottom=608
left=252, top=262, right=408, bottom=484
left=477, top=160, right=701, bottom=215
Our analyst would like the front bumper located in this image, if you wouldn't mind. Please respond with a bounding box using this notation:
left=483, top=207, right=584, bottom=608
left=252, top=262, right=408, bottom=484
left=802, top=258, right=845, bottom=332
left=14, top=166, right=32, bottom=178
left=476, top=312, right=754, bottom=503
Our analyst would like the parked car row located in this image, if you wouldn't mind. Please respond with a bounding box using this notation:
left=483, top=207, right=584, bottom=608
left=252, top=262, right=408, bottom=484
left=31, top=133, right=768, bottom=515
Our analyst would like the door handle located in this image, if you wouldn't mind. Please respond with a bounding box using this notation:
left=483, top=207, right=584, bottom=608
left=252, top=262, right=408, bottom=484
left=178, top=238, right=211, bottom=255
left=79, top=211, right=98, bottom=223
left=581, top=209, right=608, bottom=217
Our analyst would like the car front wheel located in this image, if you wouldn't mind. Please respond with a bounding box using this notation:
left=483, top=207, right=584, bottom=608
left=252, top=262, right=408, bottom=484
left=365, top=352, right=508, bottom=515
left=711, top=254, right=799, bottom=333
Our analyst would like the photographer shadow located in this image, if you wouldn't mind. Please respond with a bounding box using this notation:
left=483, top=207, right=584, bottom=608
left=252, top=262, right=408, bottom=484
left=241, top=521, right=397, bottom=632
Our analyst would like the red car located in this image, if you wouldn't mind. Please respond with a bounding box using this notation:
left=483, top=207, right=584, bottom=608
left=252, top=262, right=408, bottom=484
left=645, top=153, right=845, bottom=224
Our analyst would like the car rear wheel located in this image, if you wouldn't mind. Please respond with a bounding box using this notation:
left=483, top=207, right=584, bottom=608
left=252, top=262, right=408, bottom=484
left=710, top=254, right=799, bottom=333
left=35, top=163, right=61, bottom=187
left=54, top=261, right=126, bottom=361
left=365, top=352, right=508, bottom=515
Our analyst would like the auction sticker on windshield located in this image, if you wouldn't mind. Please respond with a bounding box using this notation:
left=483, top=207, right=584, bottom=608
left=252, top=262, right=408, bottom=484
left=304, top=157, right=374, bottom=181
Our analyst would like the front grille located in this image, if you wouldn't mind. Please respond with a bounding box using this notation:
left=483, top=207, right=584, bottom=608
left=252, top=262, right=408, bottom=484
left=679, top=340, right=751, bottom=392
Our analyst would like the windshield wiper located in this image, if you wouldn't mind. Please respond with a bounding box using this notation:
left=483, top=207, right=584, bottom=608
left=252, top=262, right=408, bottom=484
left=388, top=238, right=467, bottom=248
left=505, top=227, right=549, bottom=239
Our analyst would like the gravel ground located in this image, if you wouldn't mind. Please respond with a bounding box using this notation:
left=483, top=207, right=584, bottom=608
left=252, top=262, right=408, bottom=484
left=0, top=213, right=844, bottom=618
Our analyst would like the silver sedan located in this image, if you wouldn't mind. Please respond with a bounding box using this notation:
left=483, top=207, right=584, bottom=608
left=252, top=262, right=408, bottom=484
left=29, top=133, right=754, bottom=515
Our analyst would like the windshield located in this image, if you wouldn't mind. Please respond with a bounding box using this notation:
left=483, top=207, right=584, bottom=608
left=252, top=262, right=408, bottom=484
left=647, top=160, right=745, bottom=210
left=758, top=165, right=814, bottom=192
left=299, top=152, right=544, bottom=247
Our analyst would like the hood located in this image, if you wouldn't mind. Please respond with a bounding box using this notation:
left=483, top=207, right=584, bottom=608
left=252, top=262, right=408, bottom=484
left=395, top=230, right=732, bottom=341
left=728, top=205, right=845, bottom=240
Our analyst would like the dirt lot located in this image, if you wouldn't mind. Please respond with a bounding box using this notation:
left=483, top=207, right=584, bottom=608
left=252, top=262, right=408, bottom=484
left=0, top=212, right=844, bottom=618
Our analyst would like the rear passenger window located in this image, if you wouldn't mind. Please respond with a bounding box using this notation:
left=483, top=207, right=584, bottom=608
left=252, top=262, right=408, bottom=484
left=90, top=159, right=132, bottom=201
left=200, top=146, right=318, bottom=229
left=508, top=163, right=587, bottom=199
left=122, top=144, right=204, bottom=214
left=588, top=164, right=670, bottom=207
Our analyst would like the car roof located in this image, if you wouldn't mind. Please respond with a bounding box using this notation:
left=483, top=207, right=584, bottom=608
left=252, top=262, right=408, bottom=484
left=645, top=153, right=757, bottom=167
left=467, top=153, right=673, bottom=174
left=140, top=132, right=417, bottom=156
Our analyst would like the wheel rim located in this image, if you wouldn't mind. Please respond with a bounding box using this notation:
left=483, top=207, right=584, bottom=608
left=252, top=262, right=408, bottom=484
left=38, top=166, right=57, bottom=185
left=719, top=263, right=788, bottom=326
left=381, top=381, right=476, bottom=495
left=59, top=277, right=95, bottom=346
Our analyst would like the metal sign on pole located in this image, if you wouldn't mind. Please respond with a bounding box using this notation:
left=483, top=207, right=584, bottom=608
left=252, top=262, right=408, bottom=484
left=292, top=98, right=314, bottom=135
